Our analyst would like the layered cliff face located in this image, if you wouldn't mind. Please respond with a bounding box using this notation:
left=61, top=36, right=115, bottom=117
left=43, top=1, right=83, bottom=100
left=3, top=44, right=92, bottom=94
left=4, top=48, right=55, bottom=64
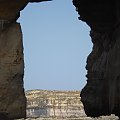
left=20, top=90, right=118, bottom=120
left=26, top=90, right=85, bottom=118
left=73, top=0, right=120, bottom=117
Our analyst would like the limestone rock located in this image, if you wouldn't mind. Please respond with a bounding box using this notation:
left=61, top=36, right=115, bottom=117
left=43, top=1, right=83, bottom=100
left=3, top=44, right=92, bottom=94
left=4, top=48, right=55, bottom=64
left=0, top=0, right=51, bottom=21
left=0, top=0, right=51, bottom=119
left=25, top=90, right=86, bottom=118
left=0, top=22, right=26, bottom=119
left=73, top=0, right=120, bottom=117
left=73, top=0, right=118, bottom=31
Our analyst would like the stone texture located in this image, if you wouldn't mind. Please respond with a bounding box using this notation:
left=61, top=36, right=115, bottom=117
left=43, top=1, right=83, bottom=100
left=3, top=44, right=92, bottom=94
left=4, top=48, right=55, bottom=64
left=26, top=90, right=85, bottom=118
left=17, top=116, right=119, bottom=120
left=24, top=90, right=119, bottom=120
left=0, top=0, right=51, bottom=21
left=0, top=0, right=51, bottom=119
left=0, top=22, right=26, bottom=119
left=73, top=0, right=120, bottom=117
left=16, top=114, right=119, bottom=120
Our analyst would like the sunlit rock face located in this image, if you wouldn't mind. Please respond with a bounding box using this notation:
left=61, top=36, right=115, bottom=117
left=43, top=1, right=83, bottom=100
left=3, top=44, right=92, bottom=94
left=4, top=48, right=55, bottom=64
left=73, top=0, right=120, bottom=117
left=26, top=90, right=86, bottom=118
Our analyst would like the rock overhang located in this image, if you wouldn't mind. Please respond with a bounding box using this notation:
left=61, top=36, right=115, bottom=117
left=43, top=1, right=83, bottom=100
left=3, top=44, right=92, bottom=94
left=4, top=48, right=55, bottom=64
left=73, top=0, right=118, bottom=32
left=0, top=0, right=52, bottom=21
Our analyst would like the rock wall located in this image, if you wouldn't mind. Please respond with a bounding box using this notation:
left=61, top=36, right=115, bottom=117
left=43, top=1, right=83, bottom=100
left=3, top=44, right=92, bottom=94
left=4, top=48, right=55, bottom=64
left=73, top=0, right=120, bottom=117
left=0, top=22, right=26, bottom=119
left=26, top=90, right=86, bottom=118
left=0, top=0, right=51, bottom=119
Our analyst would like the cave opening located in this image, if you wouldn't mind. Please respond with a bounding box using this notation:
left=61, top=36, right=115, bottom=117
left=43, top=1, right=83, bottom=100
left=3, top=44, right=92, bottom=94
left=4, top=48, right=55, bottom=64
left=18, top=0, right=92, bottom=91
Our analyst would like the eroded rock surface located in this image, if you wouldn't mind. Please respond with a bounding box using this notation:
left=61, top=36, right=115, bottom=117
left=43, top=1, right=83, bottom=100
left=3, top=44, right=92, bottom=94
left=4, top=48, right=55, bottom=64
left=73, top=0, right=120, bottom=117
left=24, top=90, right=119, bottom=120
left=0, top=0, right=51, bottom=119
left=26, top=90, right=85, bottom=118
left=0, top=23, right=26, bottom=119
left=0, top=0, right=51, bottom=21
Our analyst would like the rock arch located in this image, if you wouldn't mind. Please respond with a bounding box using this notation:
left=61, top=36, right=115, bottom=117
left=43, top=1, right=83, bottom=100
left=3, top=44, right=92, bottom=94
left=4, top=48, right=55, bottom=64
left=0, top=0, right=120, bottom=119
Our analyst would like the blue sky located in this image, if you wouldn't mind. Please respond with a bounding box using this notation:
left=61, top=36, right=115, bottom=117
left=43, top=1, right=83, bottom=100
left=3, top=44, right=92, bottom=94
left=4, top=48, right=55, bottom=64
left=18, top=0, right=92, bottom=90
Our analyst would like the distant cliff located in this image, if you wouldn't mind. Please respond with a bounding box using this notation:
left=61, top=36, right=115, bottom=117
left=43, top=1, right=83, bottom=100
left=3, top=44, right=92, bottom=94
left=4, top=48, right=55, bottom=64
left=24, top=90, right=119, bottom=120
left=25, top=90, right=86, bottom=118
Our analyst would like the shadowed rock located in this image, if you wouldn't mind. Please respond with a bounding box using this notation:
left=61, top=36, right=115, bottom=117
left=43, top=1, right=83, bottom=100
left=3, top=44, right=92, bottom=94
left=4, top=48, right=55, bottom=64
left=0, top=0, right=52, bottom=21
left=73, top=0, right=120, bottom=118
left=0, top=0, right=52, bottom=119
